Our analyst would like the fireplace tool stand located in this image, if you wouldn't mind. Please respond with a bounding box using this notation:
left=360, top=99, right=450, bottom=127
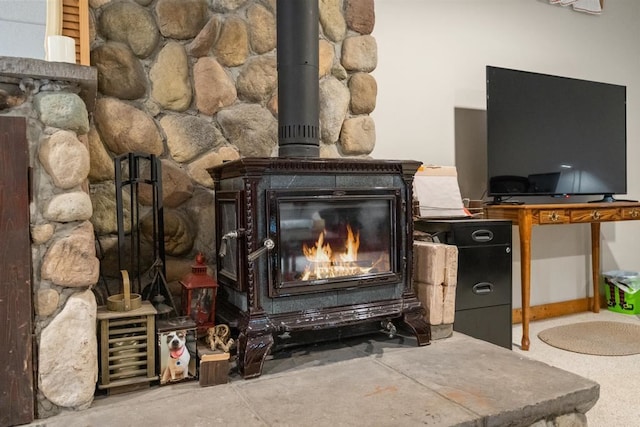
left=114, top=152, right=176, bottom=317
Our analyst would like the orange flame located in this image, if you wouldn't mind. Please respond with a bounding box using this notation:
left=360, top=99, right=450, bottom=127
left=302, top=229, right=332, bottom=262
left=301, top=224, right=369, bottom=280
left=340, top=224, right=360, bottom=262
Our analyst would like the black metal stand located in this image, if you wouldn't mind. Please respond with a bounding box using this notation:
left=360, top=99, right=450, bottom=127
left=92, top=230, right=110, bottom=306
left=114, top=153, right=176, bottom=317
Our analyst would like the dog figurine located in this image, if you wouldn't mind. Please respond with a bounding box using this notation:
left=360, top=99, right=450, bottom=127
left=161, top=330, right=190, bottom=383
left=206, top=324, right=235, bottom=353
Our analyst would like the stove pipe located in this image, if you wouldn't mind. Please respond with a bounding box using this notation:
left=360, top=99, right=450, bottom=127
left=276, top=0, right=320, bottom=158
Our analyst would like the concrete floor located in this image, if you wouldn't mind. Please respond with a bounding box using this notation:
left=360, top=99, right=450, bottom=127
left=29, top=327, right=598, bottom=427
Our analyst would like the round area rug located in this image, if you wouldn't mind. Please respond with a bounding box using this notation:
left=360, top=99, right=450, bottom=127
left=537, top=321, right=640, bottom=356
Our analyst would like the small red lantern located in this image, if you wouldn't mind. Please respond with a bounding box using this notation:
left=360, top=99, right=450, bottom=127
left=180, top=253, right=218, bottom=333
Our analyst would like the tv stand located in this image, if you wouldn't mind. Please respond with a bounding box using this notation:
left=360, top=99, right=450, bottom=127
left=485, top=201, right=640, bottom=351
left=589, top=194, right=638, bottom=203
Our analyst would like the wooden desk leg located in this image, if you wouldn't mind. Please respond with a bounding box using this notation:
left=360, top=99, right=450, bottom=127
left=591, top=222, right=601, bottom=313
left=519, top=210, right=532, bottom=351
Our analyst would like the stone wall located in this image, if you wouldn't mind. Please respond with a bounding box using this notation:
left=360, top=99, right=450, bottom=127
left=87, top=0, right=379, bottom=287
left=0, top=58, right=100, bottom=416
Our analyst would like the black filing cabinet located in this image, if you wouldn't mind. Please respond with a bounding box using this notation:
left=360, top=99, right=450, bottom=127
left=414, top=219, right=513, bottom=349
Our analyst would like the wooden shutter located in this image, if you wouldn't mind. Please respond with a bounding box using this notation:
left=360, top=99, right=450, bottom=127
left=61, top=0, right=90, bottom=65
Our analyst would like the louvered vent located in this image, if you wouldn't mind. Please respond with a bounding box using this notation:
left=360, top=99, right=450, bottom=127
left=61, top=0, right=89, bottom=65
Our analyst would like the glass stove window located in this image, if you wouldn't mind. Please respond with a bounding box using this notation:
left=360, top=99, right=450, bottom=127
left=278, top=198, right=393, bottom=282
left=220, top=202, right=237, bottom=279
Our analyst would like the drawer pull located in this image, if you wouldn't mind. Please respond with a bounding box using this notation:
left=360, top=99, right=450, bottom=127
left=472, top=282, right=494, bottom=295
left=632, top=209, right=639, bottom=218
left=592, top=210, right=601, bottom=220
left=549, top=211, right=559, bottom=222
left=471, top=229, right=494, bottom=242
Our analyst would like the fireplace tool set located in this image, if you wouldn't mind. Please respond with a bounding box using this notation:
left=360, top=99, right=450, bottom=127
left=114, top=152, right=176, bottom=317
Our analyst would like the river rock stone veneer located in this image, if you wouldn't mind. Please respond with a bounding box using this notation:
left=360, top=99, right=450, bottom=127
left=0, top=57, right=100, bottom=415
left=87, top=0, right=379, bottom=283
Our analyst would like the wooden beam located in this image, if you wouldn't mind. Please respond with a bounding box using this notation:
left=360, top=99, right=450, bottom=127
left=0, top=116, right=34, bottom=426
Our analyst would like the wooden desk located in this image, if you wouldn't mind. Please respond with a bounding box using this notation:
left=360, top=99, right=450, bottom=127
left=484, top=202, right=640, bottom=350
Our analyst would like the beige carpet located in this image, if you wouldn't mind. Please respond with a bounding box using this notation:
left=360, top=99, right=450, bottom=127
left=537, top=320, right=640, bottom=356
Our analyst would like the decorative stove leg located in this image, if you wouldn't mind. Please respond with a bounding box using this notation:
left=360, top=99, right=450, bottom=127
left=237, top=332, right=274, bottom=379
left=237, top=315, right=275, bottom=379
left=402, top=308, right=431, bottom=346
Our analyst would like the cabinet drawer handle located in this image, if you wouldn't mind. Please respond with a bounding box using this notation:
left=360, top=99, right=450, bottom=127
left=632, top=209, right=639, bottom=218
left=592, top=210, right=601, bottom=220
left=549, top=211, right=559, bottom=222
left=471, top=229, right=494, bottom=242
left=472, top=282, right=494, bottom=295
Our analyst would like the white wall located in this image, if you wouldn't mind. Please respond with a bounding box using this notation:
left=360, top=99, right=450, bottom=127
left=372, top=0, right=640, bottom=308
left=0, top=0, right=46, bottom=59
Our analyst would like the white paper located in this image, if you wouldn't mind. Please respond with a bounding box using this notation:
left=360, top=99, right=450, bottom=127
left=414, top=166, right=469, bottom=218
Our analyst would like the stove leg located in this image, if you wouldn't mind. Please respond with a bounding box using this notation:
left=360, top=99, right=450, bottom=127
left=402, top=308, right=431, bottom=346
left=237, top=326, right=274, bottom=379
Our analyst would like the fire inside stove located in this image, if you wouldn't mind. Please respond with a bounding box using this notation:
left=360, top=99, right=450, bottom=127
left=267, top=188, right=401, bottom=296
left=300, top=224, right=388, bottom=280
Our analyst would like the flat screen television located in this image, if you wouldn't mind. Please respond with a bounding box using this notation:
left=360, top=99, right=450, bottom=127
left=486, top=66, right=628, bottom=203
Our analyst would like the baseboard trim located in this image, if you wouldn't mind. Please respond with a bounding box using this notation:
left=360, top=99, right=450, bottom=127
left=512, top=296, right=606, bottom=324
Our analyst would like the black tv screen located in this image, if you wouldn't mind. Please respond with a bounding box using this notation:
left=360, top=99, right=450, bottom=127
left=486, top=66, right=627, bottom=202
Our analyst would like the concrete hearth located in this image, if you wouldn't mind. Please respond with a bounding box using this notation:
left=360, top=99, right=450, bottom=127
left=31, top=331, right=599, bottom=427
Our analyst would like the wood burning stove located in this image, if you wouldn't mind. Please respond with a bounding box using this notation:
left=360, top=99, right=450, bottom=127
left=208, top=158, right=430, bottom=378
left=206, top=0, right=429, bottom=379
